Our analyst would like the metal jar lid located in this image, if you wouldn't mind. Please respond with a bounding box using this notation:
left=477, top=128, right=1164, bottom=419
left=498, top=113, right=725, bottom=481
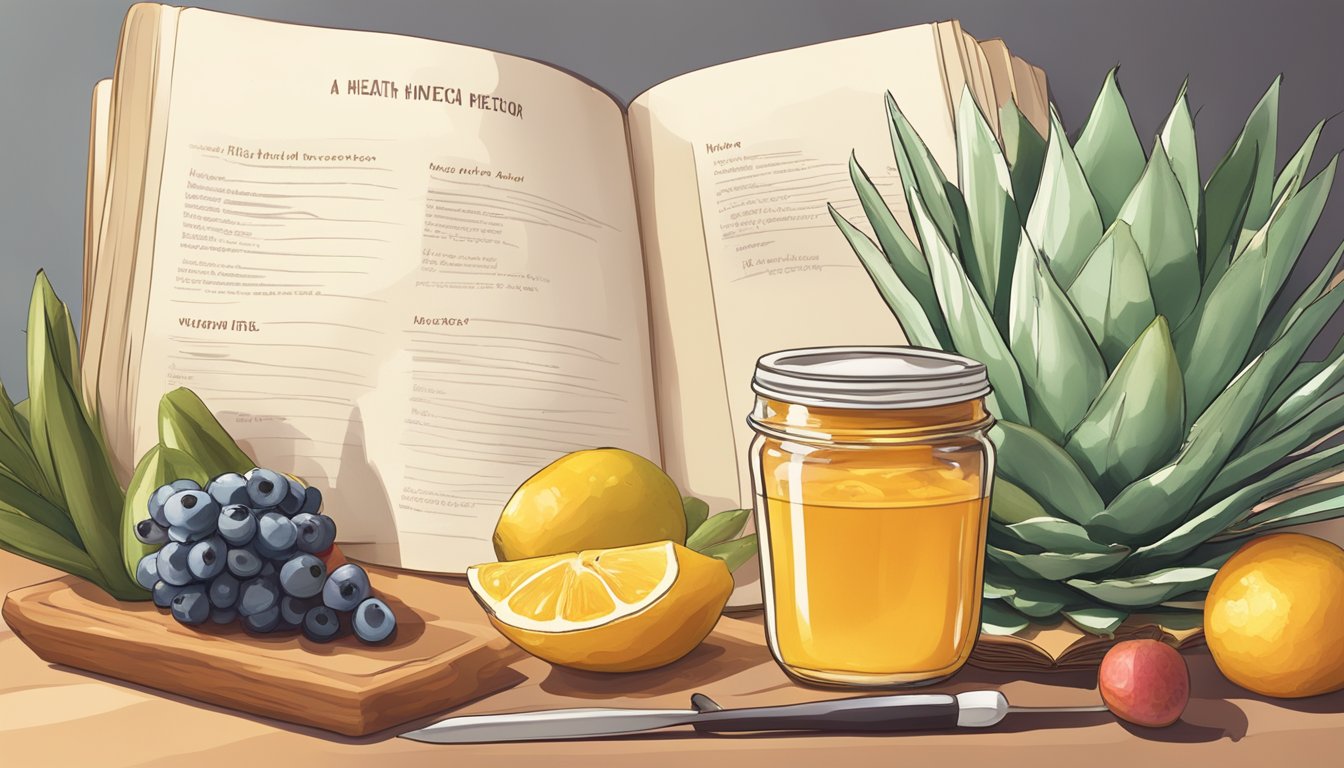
left=751, top=346, right=991, bottom=409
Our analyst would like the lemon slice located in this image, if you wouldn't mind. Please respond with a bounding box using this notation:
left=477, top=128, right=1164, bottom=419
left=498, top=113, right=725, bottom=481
left=467, top=541, right=733, bottom=672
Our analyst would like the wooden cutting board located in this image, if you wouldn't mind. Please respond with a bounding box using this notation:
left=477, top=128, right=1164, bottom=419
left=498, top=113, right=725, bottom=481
left=1, top=565, right=526, bottom=737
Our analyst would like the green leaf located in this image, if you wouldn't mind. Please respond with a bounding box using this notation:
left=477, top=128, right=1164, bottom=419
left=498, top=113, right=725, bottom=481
left=1212, top=394, right=1344, bottom=503
left=1158, top=82, right=1200, bottom=236
left=686, top=508, right=750, bottom=551
left=992, top=421, right=1104, bottom=524
left=987, top=542, right=1129, bottom=581
left=0, top=380, right=60, bottom=505
left=0, top=505, right=104, bottom=586
left=983, top=566, right=1079, bottom=618
left=682, top=496, right=709, bottom=537
left=1116, top=144, right=1200, bottom=326
left=1232, top=78, right=1282, bottom=239
left=1204, top=79, right=1279, bottom=273
left=909, top=195, right=1030, bottom=424
left=1249, top=343, right=1344, bottom=449
left=0, top=471, right=81, bottom=547
left=700, top=534, right=757, bottom=572
left=1064, top=316, right=1184, bottom=498
left=980, top=599, right=1031, bottom=635
left=158, top=388, right=253, bottom=476
left=1067, top=567, right=1218, bottom=609
left=26, top=272, right=142, bottom=599
left=121, top=445, right=209, bottom=580
left=1074, top=68, right=1147, bottom=226
left=956, top=89, right=1020, bottom=313
left=1221, top=484, right=1344, bottom=538
left=994, top=516, right=1122, bottom=555
left=1252, top=242, right=1343, bottom=381
left=1000, top=100, right=1047, bottom=219
left=1066, top=222, right=1157, bottom=368
left=989, top=479, right=1048, bottom=524
left=830, top=204, right=945, bottom=349
left=1273, top=119, right=1325, bottom=203
left=1062, top=606, right=1128, bottom=635
left=1008, top=235, right=1107, bottom=442
left=1026, top=109, right=1104, bottom=288
left=885, top=92, right=959, bottom=250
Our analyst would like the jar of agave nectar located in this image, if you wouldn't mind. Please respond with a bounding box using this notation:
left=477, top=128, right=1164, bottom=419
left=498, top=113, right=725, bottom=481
left=747, top=346, right=995, bottom=687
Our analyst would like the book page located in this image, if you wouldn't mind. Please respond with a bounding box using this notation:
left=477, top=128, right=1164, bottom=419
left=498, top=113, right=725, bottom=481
left=81, top=79, right=113, bottom=359
left=110, top=7, right=656, bottom=571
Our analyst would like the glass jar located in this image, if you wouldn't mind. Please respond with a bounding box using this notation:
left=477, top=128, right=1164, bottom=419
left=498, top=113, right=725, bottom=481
left=747, top=346, right=996, bottom=688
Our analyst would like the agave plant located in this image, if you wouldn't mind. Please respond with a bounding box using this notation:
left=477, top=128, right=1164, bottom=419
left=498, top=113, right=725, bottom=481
left=832, top=71, right=1344, bottom=636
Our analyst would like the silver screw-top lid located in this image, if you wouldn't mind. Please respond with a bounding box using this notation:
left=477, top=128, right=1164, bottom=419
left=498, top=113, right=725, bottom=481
left=751, top=346, right=991, bottom=409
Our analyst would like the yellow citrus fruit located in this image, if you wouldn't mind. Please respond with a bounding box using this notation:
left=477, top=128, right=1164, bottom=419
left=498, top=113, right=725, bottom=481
left=1204, top=532, right=1344, bottom=698
left=467, top=540, right=732, bottom=672
left=492, top=448, right=685, bottom=561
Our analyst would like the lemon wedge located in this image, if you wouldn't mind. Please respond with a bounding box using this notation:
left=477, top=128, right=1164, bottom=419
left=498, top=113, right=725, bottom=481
left=467, top=541, right=732, bottom=672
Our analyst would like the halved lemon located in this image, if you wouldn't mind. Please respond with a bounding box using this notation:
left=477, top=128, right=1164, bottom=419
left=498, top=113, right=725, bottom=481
left=466, top=540, right=733, bottom=672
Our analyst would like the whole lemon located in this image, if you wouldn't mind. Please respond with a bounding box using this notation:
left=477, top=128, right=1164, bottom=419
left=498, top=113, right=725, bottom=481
left=492, top=448, right=685, bottom=561
left=1204, top=532, right=1344, bottom=698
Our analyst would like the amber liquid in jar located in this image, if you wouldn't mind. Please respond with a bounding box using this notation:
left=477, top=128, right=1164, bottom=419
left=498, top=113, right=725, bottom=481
left=748, top=348, right=994, bottom=688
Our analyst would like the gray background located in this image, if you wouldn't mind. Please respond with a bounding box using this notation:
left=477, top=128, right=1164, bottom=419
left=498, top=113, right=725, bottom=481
left=1, top=0, right=1341, bottom=399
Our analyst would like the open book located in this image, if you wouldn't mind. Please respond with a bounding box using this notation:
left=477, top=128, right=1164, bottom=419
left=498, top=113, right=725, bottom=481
left=81, top=5, right=1049, bottom=614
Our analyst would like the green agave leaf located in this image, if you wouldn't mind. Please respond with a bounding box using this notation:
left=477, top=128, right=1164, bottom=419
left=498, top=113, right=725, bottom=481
left=847, top=154, right=949, bottom=345
left=1220, top=483, right=1344, bottom=538
left=1000, top=100, right=1047, bottom=219
left=1200, top=144, right=1260, bottom=288
left=1127, top=442, right=1344, bottom=572
left=1253, top=244, right=1344, bottom=397
left=1204, top=79, right=1279, bottom=272
left=1212, top=394, right=1344, bottom=503
left=1008, top=233, right=1107, bottom=442
left=1062, top=606, right=1128, bottom=635
left=993, top=516, right=1121, bottom=555
left=686, top=508, right=750, bottom=551
left=1067, top=566, right=1218, bottom=609
left=27, top=272, right=142, bottom=599
left=0, top=471, right=81, bottom=546
left=0, top=380, right=60, bottom=505
left=1158, top=82, right=1200, bottom=236
left=1116, top=144, right=1200, bottom=326
left=1074, top=68, right=1147, bottom=226
left=1066, top=222, right=1157, bottom=368
left=682, top=496, right=709, bottom=537
left=956, top=88, right=1019, bottom=314
left=1233, top=78, right=1282, bottom=240
left=885, top=92, right=959, bottom=250
left=1026, top=109, right=1104, bottom=288
left=159, top=387, right=254, bottom=476
left=1252, top=360, right=1344, bottom=448
left=830, top=204, right=945, bottom=349
left=0, top=505, right=105, bottom=585
left=1064, top=316, right=1184, bottom=499
left=909, top=195, right=1030, bottom=424
left=983, top=566, right=1080, bottom=618
left=987, top=541, right=1129, bottom=581
left=700, top=534, right=758, bottom=572
left=980, top=599, right=1031, bottom=635
left=1273, top=119, right=1326, bottom=203
left=989, top=479, right=1048, bottom=524
left=992, top=421, right=1104, bottom=524
left=121, top=445, right=208, bottom=580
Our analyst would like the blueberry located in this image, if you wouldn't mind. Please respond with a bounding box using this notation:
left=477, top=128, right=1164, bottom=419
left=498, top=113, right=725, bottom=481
left=170, top=584, right=210, bottom=625
left=156, top=541, right=193, bottom=586
left=226, top=545, right=263, bottom=579
left=207, top=472, right=249, bottom=507
left=278, top=481, right=307, bottom=516
left=187, top=536, right=227, bottom=580
left=278, top=554, right=326, bottom=598
left=254, top=536, right=294, bottom=561
left=323, top=563, right=371, bottom=612
left=217, top=505, right=257, bottom=546
left=352, top=598, right=396, bottom=644
left=245, top=468, right=289, bottom=508
left=152, top=580, right=184, bottom=608
left=210, top=606, right=238, bottom=625
left=292, top=513, right=336, bottom=553
left=149, top=479, right=199, bottom=526
left=242, top=605, right=281, bottom=634
left=134, top=518, right=169, bottom=546
left=302, top=606, right=341, bottom=643
left=135, top=553, right=160, bottom=590
left=279, top=594, right=319, bottom=626
left=164, top=490, right=220, bottom=536
left=238, top=574, right=280, bottom=617
left=298, top=486, right=323, bottom=516
left=257, top=511, right=298, bottom=552
left=208, top=571, right=239, bottom=608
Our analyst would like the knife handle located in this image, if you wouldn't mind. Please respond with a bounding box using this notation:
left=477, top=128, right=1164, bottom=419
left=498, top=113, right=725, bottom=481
left=692, top=693, right=961, bottom=734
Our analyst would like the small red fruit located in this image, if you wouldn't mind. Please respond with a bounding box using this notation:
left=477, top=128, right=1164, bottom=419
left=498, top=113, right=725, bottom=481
left=1098, top=639, right=1189, bottom=728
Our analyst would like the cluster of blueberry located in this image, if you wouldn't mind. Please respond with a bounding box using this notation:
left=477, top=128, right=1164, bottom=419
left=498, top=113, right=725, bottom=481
left=132, top=468, right=396, bottom=644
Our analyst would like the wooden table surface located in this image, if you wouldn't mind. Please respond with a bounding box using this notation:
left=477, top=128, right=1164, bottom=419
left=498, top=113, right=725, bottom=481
left=3, top=549, right=1343, bottom=767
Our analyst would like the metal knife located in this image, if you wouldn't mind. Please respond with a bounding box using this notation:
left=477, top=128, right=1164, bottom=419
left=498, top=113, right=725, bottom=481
left=399, top=690, right=1108, bottom=743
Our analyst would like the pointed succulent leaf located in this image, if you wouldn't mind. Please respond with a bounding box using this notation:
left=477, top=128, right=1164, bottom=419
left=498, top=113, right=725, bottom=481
left=1273, top=119, right=1326, bottom=203
left=1074, top=68, right=1147, bottom=226
left=830, top=205, right=945, bottom=349
left=1116, top=144, right=1200, bottom=326
left=1062, top=606, right=1127, bottom=635
left=1204, top=79, right=1279, bottom=270
left=885, top=92, right=959, bottom=248
left=1221, top=483, right=1344, bottom=538
left=1064, top=316, right=1184, bottom=498
left=987, top=542, right=1129, bottom=581
left=1158, top=82, right=1200, bottom=235
left=1066, top=567, right=1218, bottom=609
left=1212, top=394, right=1344, bottom=502
left=990, top=479, right=1049, bottom=524
left=1233, top=78, right=1281, bottom=238
left=980, top=599, right=1031, bottom=636
left=1251, top=343, right=1344, bottom=446
left=159, top=387, right=253, bottom=476
left=1000, top=99, right=1047, bottom=218
left=1066, top=222, right=1157, bottom=368
left=956, top=88, right=1019, bottom=313
left=0, top=506, right=105, bottom=586
left=1251, top=156, right=1338, bottom=322
left=1026, top=109, right=1104, bottom=288
left=0, top=379, right=60, bottom=505
left=991, top=421, right=1104, bottom=524
left=995, top=516, right=1122, bottom=555
left=1252, top=242, right=1344, bottom=376
left=983, top=566, right=1080, bottom=618
left=908, top=195, right=1030, bottom=423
